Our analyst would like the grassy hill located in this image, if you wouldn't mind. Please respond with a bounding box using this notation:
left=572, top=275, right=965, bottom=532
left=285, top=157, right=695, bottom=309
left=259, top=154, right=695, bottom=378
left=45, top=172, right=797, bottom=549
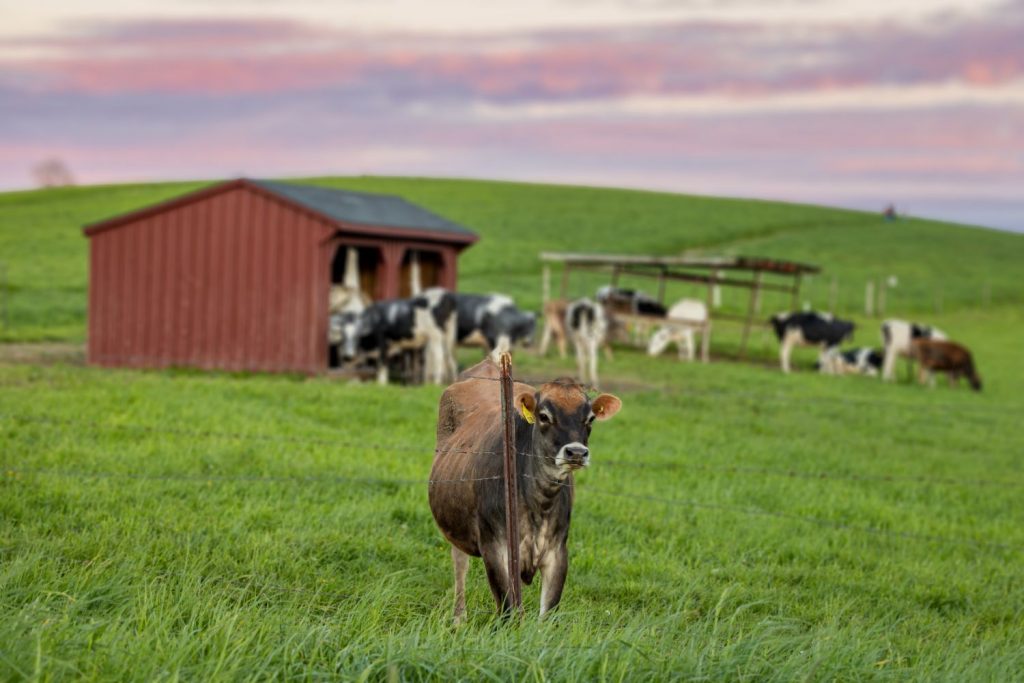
left=2, top=178, right=1023, bottom=680
left=1, top=176, right=1022, bottom=342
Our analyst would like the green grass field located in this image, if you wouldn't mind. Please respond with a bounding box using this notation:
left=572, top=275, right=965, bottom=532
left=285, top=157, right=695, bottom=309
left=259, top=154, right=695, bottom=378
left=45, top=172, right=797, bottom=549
left=2, top=178, right=1023, bottom=680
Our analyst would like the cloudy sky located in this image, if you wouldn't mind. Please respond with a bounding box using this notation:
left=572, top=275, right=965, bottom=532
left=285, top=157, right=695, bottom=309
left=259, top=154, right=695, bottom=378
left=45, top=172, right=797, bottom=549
left=1, top=0, right=1022, bottom=231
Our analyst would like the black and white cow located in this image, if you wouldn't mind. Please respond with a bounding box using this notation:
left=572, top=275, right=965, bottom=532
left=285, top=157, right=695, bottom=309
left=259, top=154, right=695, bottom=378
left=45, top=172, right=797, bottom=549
left=333, top=288, right=457, bottom=385
left=880, top=319, right=947, bottom=382
left=566, top=298, right=609, bottom=387
left=770, top=311, right=855, bottom=374
left=453, top=293, right=536, bottom=358
left=834, top=347, right=884, bottom=376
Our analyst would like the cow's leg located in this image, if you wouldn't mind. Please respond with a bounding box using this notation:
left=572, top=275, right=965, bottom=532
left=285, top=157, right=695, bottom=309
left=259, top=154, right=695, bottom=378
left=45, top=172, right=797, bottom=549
left=539, top=319, right=553, bottom=356
left=574, top=338, right=587, bottom=383
left=602, top=340, right=614, bottom=361
left=444, top=319, right=459, bottom=382
left=452, top=545, right=470, bottom=624
left=882, top=345, right=897, bottom=381
left=780, top=336, right=794, bottom=373
left=373, top=333, right=390, bottom=385
left=428, top=337, right=446, bottom=384
left=539, top=547, right=568, bottom=617
left=588, top=337, right=600, bottom=387
left=480, top=544, right=512, bottom=615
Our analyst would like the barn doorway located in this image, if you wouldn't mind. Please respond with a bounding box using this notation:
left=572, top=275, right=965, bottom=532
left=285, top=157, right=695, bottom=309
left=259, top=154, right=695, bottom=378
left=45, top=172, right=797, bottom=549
left=399, top=249, right=443, bottom=298
left=328, top=245, right=381, bottom=370
left=331, top=245, right=381, bottom=300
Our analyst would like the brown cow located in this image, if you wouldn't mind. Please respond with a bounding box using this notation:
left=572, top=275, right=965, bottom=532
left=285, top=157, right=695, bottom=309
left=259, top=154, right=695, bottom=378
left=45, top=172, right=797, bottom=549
left=910, top=339, right=982, bottom=391
left=429, top=358, right=622, bottom=621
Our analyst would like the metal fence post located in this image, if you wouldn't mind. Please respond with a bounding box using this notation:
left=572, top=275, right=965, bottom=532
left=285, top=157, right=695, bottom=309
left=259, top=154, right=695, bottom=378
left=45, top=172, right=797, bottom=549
left=498, top=351, right=523, bottom=615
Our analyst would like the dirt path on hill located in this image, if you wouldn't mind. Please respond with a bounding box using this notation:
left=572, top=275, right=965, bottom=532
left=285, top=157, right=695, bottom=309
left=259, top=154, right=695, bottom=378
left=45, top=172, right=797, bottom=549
left=0, top=342, right=85, bottom=365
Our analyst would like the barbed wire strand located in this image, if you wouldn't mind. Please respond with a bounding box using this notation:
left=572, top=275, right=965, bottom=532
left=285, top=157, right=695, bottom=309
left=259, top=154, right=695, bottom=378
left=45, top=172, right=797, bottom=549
left=4, top=466, right=1018, bottom=554
left=4, top=412, right=1022, bottom=490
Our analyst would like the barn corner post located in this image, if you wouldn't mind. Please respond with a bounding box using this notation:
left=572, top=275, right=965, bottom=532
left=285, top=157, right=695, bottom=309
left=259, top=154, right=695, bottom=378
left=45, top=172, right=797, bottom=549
left=498, top=351, right=524, bottom=616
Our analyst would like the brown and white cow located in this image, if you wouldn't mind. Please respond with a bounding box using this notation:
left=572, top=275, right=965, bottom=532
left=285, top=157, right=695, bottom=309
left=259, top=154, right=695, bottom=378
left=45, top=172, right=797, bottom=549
left=881, top=318, right=947, bottom=382
left=429, top=358, right=622, bottom=620
left=910, top=339, right=982, bottom=391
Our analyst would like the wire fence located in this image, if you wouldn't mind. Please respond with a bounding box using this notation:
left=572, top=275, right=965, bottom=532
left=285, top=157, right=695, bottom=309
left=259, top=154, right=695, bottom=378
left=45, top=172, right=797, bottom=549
left=3, top=412, right=1022, bottom=491
left=2, top=453, right=1020, bottom=556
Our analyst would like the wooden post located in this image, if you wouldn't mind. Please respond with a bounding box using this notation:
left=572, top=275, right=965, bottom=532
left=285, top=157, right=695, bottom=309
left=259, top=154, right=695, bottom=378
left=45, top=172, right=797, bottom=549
left=877, top=277, right=886, bottom=317
left=702, top=272, right=713, bottom=363
left=712, top=269, right=722, bottom=309
left=738, top=270, right=763, bottom=358
left=498, top=352, right=523, bottom=615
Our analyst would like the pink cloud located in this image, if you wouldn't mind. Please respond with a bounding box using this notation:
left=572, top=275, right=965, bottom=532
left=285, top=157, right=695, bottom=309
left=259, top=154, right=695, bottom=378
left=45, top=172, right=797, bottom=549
left=3, top=11, right=1022, bottom=101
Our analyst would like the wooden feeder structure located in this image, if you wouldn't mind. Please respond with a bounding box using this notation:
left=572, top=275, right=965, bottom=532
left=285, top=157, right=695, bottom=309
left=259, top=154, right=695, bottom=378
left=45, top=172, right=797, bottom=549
left=540, top=252, right=820, bottom=359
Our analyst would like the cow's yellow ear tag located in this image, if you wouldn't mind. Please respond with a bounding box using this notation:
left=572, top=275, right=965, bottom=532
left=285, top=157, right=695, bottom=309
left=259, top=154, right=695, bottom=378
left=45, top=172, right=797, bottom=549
left=521, top=405, right=535, bottom=424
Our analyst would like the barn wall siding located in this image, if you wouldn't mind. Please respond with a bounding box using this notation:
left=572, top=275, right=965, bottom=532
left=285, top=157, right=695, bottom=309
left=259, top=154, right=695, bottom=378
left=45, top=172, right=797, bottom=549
left=88, top=186, right=332, bottom=373
left=86, top=182, right=472, bottom=374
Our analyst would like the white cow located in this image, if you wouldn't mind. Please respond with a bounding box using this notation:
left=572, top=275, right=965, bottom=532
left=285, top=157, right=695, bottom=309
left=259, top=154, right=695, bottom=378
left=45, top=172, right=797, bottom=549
left=566, top=298, right=608, bottom=388
left=646, top=298, right=709, bottom=362
left=880, top=319, right=947, bottom=382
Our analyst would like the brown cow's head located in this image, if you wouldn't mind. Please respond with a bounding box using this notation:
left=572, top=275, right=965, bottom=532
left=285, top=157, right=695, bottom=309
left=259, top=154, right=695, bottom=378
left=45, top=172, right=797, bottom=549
left=517, top=378, right=621, bottom=474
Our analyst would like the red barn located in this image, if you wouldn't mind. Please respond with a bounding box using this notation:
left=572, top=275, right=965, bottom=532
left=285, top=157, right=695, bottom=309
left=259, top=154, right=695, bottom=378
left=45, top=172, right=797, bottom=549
left=84, top=178, right=478, bottom=373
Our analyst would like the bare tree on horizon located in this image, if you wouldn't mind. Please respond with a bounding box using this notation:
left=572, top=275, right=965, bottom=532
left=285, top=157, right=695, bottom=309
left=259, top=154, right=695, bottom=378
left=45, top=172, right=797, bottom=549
left=32, top=158, right=76, bottom=188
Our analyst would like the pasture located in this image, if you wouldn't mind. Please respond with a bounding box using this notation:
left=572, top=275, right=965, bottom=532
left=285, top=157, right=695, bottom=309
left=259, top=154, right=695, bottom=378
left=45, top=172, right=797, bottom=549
left=1, top=178, right=1023, bottom=680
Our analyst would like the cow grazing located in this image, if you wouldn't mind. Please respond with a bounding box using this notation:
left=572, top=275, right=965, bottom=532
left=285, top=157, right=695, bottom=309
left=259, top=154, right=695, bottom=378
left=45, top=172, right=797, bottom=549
left=335, top=289, right=457, bottom=385
left=834, top=347, right=884, bottom=376
left=910, top=339, right=982, bottom=391
left=770, top=311, right=855, bottom=374
left=647, top=298, right=709, bottom=362
left=566, top=298, right=609, bottom=387
left=596, top=286, right=667, bottom=317
left=881, top=319, right=947, bottom=382
left=430, top=358, right=622, bottom=620
left=454, top=293, right=536, bottom=358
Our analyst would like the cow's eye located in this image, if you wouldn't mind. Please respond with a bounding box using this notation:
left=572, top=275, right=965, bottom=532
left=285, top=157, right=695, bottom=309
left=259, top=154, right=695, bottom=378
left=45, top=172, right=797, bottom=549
left=538, top=411, right=552, bottom=425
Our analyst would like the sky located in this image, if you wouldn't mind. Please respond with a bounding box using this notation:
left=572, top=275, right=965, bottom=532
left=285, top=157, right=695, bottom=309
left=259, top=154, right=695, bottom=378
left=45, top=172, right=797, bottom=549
left=1, top=0, right=1022, bottom=232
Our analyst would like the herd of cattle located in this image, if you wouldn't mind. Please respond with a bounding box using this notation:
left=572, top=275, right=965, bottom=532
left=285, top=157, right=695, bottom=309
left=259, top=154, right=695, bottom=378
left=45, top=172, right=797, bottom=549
left=327, top=284, right=982, bottom=391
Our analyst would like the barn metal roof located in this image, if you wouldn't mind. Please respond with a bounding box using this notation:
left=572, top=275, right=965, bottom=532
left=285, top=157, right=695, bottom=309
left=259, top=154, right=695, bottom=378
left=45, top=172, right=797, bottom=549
left=252, top=180, right=477, bottom=240
left=83, top=178, right=478, bottom=245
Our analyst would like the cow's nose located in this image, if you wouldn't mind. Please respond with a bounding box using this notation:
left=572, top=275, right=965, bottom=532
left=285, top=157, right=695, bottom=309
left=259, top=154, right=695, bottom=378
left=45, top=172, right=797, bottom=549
left=564, top=444, right=589, bottom=461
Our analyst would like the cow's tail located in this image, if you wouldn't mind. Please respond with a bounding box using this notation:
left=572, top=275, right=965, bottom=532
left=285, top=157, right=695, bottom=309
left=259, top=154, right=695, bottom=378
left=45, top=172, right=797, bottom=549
left=965, top=354, right=983, bottom=391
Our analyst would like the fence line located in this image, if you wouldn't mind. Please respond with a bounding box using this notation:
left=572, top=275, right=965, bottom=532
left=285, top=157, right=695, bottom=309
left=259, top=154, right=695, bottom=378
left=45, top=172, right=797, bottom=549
left=585, top=489, right=1020, bottom=553
left=4, top=466, right=1019, bottom=554
left=3, top=370, right=1020, bottom=420
left=4, top=412, right=1022, bottom=490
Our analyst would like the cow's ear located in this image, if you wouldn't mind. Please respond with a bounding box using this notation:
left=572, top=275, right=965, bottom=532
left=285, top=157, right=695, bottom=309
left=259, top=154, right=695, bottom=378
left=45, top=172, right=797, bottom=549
left=591, top=394, right=622, bottom=421
left=516, top=391, right=537, bottom=424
